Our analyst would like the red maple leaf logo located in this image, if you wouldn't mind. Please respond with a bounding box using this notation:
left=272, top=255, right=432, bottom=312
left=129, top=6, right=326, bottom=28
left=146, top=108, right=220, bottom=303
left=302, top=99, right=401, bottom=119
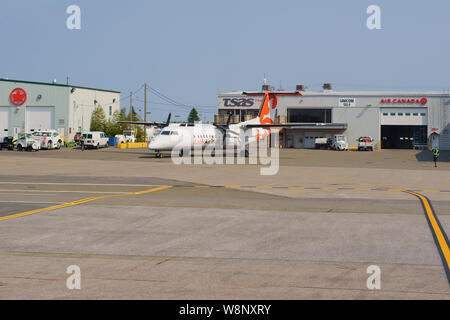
left=10, top=88, right=27, bottom=106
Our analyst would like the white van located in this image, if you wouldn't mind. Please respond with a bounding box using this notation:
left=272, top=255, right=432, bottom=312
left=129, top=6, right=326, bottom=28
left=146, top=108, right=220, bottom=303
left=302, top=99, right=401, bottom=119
left=83, top=132, right=109, bottom=149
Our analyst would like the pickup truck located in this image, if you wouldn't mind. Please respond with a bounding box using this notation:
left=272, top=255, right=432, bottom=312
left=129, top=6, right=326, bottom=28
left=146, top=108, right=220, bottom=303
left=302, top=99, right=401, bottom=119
left=357, top=136, right=374, bottom=151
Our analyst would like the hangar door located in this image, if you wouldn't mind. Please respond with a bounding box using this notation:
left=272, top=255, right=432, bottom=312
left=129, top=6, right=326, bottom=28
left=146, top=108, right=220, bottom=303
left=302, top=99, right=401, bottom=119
left=26, top=107, right=55, bottom=132
left=0, top=107, right=10, bottom=136
left=381, top=108, right=427, bottom=149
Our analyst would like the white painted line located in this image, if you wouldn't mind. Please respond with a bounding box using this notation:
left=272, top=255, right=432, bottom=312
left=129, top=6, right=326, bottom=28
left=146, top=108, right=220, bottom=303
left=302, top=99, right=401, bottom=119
left=0, top=200, right=65, bottom=204
left=0, top=189, right=126, bottom=194
left=0, top=182, right=162, bottom=187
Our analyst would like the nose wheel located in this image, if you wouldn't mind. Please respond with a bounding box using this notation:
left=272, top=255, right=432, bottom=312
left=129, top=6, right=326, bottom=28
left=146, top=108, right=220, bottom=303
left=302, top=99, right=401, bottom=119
left=155, top=151, right=162, bottom=158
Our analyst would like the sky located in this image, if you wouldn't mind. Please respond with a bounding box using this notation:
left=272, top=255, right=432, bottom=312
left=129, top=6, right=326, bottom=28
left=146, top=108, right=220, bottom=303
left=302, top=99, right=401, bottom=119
left=1, top=0, right=450, bottom=121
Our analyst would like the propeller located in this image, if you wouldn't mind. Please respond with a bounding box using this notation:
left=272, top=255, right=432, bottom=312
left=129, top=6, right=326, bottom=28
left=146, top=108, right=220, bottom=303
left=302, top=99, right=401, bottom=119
left=222, top=113, right=233, bottom=147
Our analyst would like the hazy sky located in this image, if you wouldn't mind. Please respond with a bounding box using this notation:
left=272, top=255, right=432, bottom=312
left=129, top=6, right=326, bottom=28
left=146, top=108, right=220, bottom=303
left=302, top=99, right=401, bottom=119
left=1, top=0, right=450, bottom=121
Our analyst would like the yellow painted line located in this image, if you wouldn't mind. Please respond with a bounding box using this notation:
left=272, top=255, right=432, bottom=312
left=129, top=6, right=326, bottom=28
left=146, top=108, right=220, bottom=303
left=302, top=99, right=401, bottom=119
left=403, top=190, right=450, bottom=280
left=224, top=186, right=240, bottom=189
left=321, top=187, right=338, bottom=191
left=288, top=187, right=305, bottom=190
left=194, top=185, right=210, bottom=188
left=354, top=188, right=371, bottom=191
left=295, top=169, right=450, bottom=284
left=0, top=186, right=172, bottom=222
left=255, top=186, right=272, bottom=189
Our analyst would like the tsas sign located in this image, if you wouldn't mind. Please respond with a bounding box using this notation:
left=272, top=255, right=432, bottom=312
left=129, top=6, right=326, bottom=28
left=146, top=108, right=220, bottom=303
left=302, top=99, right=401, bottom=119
left=380, top=97, right=428, bottom=105
left=10, top=88, right=27, bottom=106
left=222, top=98, right=254, bottom=107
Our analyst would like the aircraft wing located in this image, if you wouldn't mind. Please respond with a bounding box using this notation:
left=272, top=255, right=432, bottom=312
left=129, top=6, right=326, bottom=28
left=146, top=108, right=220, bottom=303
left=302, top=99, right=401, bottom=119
left=242, top=123, right=348, bottom=129
left=118, top=113, right=171, bottom=128
left=118, top=121, right=163, bottom=127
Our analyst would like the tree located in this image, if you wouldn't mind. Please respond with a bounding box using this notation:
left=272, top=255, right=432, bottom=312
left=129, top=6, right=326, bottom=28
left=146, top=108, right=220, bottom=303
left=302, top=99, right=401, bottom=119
left=104, top=110, right=122, bottom=137
left=188, top=108, right=200, bottom=123
left=90, top=106, right=106, bottom=131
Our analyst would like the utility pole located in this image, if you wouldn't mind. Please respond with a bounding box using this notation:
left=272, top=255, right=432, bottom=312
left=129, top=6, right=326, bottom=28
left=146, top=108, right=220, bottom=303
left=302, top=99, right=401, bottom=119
left=130, top=91, right=133, bottom=121
left=144, top=83, right=147, bottom=142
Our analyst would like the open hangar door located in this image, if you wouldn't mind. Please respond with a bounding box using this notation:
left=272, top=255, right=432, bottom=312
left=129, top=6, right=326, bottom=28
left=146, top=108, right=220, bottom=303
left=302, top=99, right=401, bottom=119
left=26, top=107, right=55, bottom=132
left=380, top=108, right=427, bottom=149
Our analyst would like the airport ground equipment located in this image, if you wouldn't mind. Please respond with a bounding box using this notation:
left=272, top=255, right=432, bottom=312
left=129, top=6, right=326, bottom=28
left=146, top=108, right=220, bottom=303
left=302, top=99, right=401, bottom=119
left=332, top=135, right=349, bottom=151
left=115, top=130, right=136, bottom=144
left=32, top=129, right=63, bottom=149
left=315, top=137, right=332, bottom=150
left=0, top=136, right=14, bottom=151
left=357, top=136, right=374, bottom=151
left=16, top=133, right=41, bottom=152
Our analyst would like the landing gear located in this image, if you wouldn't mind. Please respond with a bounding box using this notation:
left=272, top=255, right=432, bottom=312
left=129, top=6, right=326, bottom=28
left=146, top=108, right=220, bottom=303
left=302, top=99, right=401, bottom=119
left=239, top=149, right=249, bottom=158
left=155, top=151, right=162, bottom=158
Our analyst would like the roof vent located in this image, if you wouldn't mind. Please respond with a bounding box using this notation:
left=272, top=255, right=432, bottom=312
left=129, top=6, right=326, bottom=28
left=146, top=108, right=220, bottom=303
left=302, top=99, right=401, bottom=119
left=322, top=83, right=333, bottom=91
left=262, top=84, right=274, bottom=91
left=296, top=85, right=307, bottom=91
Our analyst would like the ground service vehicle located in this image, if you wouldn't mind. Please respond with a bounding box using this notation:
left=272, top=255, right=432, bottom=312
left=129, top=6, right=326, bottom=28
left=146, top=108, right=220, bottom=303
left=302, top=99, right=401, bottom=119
left=358, top=136, right=374, bottom=151
left=16, top=133, right=41, bottom=152
left=315, top=137, right=332, bottom=149
left=83, top=132, right=109, bottom=149
left=115, top=130, right=136, bottom=144
left=0, top=136, right=14, bottom=151
left=332, top=135, right=349, bottom=151
left=33, top=130, right=63, bottom=149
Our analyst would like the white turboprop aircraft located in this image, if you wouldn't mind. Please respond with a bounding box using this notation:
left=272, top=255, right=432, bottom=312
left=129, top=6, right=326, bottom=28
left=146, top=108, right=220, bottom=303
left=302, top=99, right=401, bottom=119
left=119, top=91, right=302, bottom=158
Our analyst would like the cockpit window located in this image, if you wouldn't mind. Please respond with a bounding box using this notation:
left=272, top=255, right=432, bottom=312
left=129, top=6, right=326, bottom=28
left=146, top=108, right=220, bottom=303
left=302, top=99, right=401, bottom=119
left=170, top=131, right=178, bottom=135
left=161, top=131, right=170, bottom=135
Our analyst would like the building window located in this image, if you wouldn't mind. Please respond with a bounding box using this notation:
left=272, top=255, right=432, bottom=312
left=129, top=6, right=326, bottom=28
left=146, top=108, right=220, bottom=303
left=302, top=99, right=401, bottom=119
left=398, top=113, right=403, bottom=116
left=383, top=113, right=388, bottom=116
left=109, top=106, right=112, bottom=116
left=390, top=113, right=395, bottom=116
left=413, top=113, right=418, bottom=116
left=287, top=108, right=332, bottom=123
left=405, top=113, right=411, bottom=116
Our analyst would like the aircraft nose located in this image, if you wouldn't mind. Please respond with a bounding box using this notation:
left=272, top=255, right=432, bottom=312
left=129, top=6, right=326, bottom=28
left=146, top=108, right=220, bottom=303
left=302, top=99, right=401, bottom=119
left=148, top=140, right=159, bottom=150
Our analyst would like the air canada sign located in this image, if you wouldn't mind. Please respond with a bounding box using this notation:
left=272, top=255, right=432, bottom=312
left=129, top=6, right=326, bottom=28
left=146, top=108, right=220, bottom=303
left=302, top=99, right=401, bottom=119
left=380, top=97, right=428, bottom=105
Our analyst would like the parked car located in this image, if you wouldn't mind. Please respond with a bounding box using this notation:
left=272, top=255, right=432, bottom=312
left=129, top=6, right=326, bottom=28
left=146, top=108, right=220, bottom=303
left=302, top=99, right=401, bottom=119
left=33, top=130, right=63, bottom=149
left=357, top=136, right=374, bottom=151
left=16, top=133, right=41, bottom=152
left=83, top=132, right=109, bottom=149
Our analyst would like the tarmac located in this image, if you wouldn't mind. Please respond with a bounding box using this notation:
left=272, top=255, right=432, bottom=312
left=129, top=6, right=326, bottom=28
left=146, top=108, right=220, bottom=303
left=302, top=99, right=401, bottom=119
left=0, top=147, right=449, bottom=299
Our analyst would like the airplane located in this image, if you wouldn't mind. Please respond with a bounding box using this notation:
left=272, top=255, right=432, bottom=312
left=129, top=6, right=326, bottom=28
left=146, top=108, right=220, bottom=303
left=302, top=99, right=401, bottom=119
left=119, top=90, right=302, bottom=158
